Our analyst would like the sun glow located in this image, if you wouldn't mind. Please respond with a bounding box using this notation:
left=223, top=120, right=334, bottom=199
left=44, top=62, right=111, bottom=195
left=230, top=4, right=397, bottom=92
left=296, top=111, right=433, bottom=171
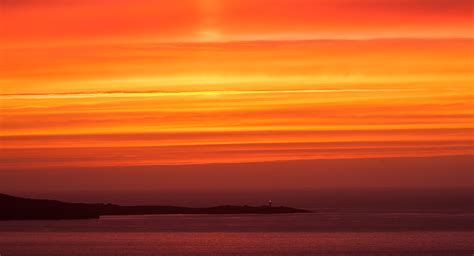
left=1, top=0, right=473, bottom=172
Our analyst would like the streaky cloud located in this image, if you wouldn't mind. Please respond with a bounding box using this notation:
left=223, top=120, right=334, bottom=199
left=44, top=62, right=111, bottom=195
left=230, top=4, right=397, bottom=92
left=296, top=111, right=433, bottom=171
left=0, top=88, right=421, bottom=100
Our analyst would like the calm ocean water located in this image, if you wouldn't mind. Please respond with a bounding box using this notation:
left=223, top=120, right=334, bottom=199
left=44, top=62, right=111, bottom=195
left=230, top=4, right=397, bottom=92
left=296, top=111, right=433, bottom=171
left=1, top=189, right=473, bottom=255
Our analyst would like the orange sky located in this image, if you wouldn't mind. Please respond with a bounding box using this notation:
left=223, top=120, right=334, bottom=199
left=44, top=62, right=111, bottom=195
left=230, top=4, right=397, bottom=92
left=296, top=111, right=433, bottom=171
left=0, top=0, right=473, bottom=188
left=1, top=0, right=472, bottom=45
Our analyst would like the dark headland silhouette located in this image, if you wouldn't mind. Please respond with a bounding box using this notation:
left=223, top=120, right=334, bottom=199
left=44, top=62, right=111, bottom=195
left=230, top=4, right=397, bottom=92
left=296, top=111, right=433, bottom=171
left=0, top=193, right=311, bottom=220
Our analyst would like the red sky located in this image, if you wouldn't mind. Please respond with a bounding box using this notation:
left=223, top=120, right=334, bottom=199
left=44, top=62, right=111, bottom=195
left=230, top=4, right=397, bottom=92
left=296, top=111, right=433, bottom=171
left=0, top=0, right=473, bottom=190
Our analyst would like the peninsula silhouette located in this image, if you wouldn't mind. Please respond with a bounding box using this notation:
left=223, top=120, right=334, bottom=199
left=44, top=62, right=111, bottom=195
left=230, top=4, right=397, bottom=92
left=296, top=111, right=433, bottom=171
left=0, top=193, right=311, bottom=220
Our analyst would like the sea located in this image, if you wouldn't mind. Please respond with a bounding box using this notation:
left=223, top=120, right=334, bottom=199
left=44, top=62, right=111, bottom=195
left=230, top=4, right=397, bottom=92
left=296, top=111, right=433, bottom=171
left=1, top=189, right=473, bottom=256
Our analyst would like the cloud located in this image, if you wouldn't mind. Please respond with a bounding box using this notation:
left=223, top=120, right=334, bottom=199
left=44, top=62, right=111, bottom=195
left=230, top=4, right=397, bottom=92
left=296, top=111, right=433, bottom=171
left=0, top=0, right=66, bottom=8
left=0, top=88, right=415, bottom=100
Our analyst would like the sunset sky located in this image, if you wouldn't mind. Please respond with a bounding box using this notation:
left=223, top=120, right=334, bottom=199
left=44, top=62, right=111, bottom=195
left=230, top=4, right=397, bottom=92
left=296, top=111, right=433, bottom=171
left=0, top=0, right=473, bottom=190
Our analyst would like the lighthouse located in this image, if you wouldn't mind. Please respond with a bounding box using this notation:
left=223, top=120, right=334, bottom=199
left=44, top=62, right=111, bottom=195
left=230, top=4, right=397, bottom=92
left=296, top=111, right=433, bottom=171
left=268, top=200, right=272, bottom=207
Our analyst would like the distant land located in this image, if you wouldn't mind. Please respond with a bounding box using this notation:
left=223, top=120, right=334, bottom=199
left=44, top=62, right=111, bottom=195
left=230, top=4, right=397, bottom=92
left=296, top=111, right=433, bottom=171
left=0, top=193, right=311, bottom=220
